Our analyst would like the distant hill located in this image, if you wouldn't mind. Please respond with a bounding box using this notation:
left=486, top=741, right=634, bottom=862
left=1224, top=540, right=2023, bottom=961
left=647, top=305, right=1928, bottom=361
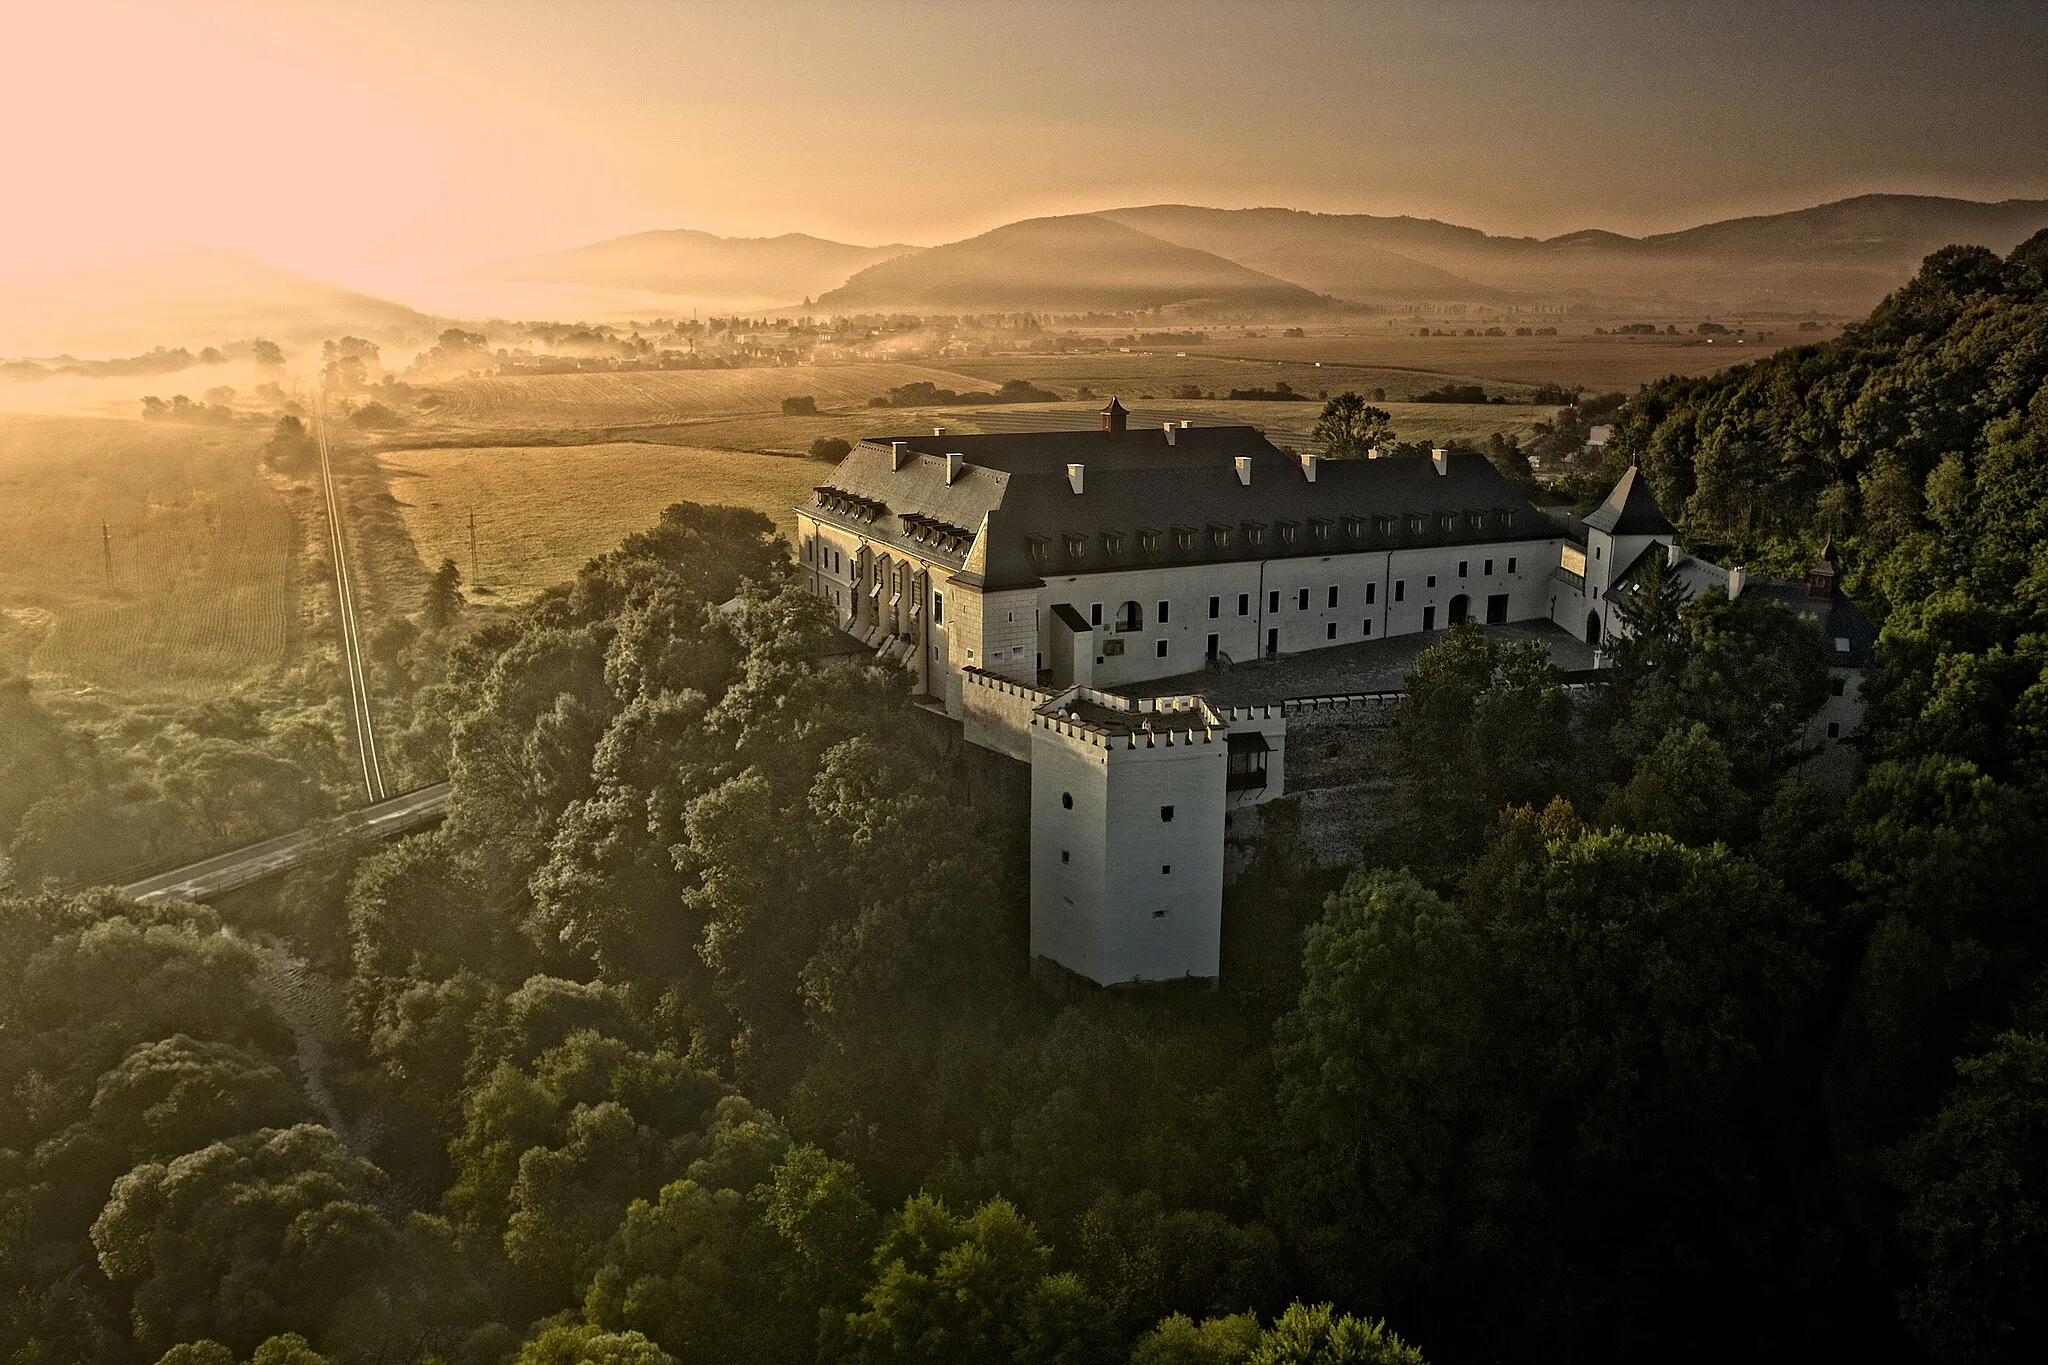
left=1096, top=205, right=1507, bottom=303
left=1100, top=195, right=2048, bottom=313
left=473, top=229, right=917, bottom=306
left=0, top=246, right=440, bottom=358
left=816, top=214, right=1330, bottom=313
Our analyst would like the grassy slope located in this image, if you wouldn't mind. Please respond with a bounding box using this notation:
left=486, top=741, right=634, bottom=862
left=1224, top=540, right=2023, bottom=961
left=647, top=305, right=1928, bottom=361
left=0, top=414, right=300, bottom=697
left=381, top=443, right=824, bottom=602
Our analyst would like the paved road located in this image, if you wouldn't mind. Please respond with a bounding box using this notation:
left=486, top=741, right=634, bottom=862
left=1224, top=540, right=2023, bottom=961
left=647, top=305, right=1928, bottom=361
left=122, top=782, right=450, bottom=905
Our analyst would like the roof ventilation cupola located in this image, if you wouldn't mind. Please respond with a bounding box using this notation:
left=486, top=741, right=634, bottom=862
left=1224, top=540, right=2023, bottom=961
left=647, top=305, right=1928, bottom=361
left=1102, top=397, right=1127, bottom=436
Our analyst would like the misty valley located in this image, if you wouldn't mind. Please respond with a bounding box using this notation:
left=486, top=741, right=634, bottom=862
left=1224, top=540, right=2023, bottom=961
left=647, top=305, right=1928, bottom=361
left=5, top=6, right=2048, bottom=1364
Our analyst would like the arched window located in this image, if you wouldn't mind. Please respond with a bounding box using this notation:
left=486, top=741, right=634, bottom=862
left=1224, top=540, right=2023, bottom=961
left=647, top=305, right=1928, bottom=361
left=1586, top=611, right=1602, bottom=646
left=1448, top=594, right=1470, bottom=625
left=1114, top=600, right=1144, bottom=632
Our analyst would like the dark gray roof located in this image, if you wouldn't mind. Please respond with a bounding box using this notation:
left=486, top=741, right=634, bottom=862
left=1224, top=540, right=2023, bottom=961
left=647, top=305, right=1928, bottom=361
left=1746, top=581, right=1878, bottom=667
left=805, top=426, right=1554, bottom=591
left=1108, top=619, right=1598, bottom=706
left=1609, top=548, right=1878, bottom=669
left=1583, top=466, right=1676, bottom=537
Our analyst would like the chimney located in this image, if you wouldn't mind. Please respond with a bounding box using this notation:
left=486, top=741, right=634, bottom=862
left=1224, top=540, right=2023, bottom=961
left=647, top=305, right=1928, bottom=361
left=932, top=426, right=946, bottom=437
left=1300, top=453, right=1319, bottom=482
left=1234, top=456, right=1252, bottom=486
left=1728, top=566, right=1746, bottom=600
left=1666, top=541, right=1681, bottom=567
left=1102, top=397, right=1127, bottom=436
left=890, top=440, right=910, bottom=470
left=1179, top=419, right=1191, bottom=429
left=1431, top=448, right=1448, bottom=476
left=1366, top=446, right=1382, bottom=460
left=1163, top=422, right=1176, bottom=446
left=945, top=453, right=964, bottom=485
left=1067, top=462, right=1085, bottom=495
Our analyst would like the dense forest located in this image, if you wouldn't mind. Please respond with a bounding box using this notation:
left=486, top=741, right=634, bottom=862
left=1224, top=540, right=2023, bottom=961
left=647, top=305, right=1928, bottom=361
left=5, top=232, right=2048, bottom=1365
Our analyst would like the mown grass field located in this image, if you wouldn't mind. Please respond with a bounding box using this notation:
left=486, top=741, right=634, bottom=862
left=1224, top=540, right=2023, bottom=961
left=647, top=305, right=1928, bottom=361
left=1172, top=325, right=1815, bottom=391
left=0, top=415, right=298, bottom=697
left=381, top=442, right=824, bottom=601
left=421, top=362, right=991, bottom=431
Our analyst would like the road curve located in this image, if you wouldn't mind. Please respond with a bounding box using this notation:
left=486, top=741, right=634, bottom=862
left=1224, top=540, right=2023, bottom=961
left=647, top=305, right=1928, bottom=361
left=122, top=782, right=450, bottom=905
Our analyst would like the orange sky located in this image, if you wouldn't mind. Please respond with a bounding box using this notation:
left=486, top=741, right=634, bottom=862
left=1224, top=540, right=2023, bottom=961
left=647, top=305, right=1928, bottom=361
left=4, top=0, right=2044, bottom=294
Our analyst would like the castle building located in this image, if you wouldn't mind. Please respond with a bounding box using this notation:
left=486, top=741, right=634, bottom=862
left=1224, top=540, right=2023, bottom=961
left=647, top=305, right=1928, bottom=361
left=795, top=401, right=1870, bottom=986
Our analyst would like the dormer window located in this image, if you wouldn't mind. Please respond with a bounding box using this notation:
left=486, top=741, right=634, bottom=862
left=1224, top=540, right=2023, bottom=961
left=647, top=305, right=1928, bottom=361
left=1102, top=530, right=1126, bottom=559
left=1242, top=521, right=1266, bottom=548
left=1404, top=513, right=1426, bottom=536
left=1466, top=511, right=1486, bottom=533
left=1436, top=512, right=1457, bottom=534
left=1026, top=534, right=1052, bottom=565
left=1062, top=532, right=1089, bottom=561
left=1209, top=522, right=1232, bottom=550
left=1498, top=508, right=1517, bottom=530
left=1310, top=518, right=1333, bottom=544
left=1137, top=527, right=1161, bottom=554
left=1276, top=520, right=1300, bottom=546
left=1172, top=525, right=1196, bottom=552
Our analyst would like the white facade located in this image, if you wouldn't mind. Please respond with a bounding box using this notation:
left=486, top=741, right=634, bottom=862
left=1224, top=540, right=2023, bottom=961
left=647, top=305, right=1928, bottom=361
left=1029, top=696, right=1229, bottom=984
left=797, top=438, right=1871, bottom=988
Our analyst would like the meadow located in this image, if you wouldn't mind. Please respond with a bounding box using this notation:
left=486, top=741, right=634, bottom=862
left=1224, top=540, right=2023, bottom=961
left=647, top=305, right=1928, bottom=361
left=420, top=361, right=989, bottom=430
left=0, top=414, right=299, bottom=697
left=1171, top=323, right=1825, bottom=391
left=380, top=442, right=824, bottom=601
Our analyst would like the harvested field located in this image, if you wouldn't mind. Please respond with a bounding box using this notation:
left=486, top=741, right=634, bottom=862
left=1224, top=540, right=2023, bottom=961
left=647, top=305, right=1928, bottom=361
left=0, top=414, right=297, bottom=696
left=420, top=362, right=994, bottom=431
left=382, top=442, right=822, bottom=601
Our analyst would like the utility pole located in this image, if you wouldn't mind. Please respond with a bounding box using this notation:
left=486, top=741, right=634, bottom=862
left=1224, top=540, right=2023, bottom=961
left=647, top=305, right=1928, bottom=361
left=102, top=521, right=113, bottom=588
left=468, top=508, right=478, bottom=585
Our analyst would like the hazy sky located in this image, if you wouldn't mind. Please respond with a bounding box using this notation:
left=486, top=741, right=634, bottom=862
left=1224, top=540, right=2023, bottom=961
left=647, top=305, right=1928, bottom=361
left=4, top=0, right=2044, bottom=290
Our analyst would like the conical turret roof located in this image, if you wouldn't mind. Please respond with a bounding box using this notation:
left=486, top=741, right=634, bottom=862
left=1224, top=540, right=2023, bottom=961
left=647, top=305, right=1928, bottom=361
left=1583, top=465, right=1675, bottom=536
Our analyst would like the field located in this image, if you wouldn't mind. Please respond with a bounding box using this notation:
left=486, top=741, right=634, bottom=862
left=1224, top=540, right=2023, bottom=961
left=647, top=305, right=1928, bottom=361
left=381, top=443, right=824, bottom=601
left=0, top=414, right=298, bottom=697
left=422, top=362, right=991, bottom=430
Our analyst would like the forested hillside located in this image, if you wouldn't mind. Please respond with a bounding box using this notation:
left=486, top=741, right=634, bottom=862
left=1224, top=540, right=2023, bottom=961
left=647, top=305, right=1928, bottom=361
left=6, top=235, right=2048, bottom=1365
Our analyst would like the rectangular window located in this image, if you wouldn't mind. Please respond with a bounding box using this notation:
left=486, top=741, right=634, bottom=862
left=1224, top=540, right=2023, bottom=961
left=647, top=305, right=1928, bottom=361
left=1090, top=603, right=1102, bottom=626
left=1208, top=595, right=1220, bottom=619
left=1427, top=574, right=1437, bottom=588
left=1484, top=558, right=1494, bottom=575
left=1458, top=560, right=1468, bottom=577
left=1238, top=593, right=1249, bottom=616
left=1158, top=600, right=1170, bottom=624
left=1363, top=619, right=1373, bottom=637
left=1327, top=585, right=1339, bottom=608
left=1394, top=580, right=1406, bottom=602
left=1266, top=627, right=1278, bottom=656
left=1508, top=556, right=1518, bottom=574
left=1156, top=639, right=1168, bottom=657
left=1831, top=676, right=1846, bottom=697
left=1269, top=590, right=1281, bottom=613
left=933, top=591, right=944, bottom=623
left=1160, top=805, right=1175, bottom=821
left=1423, top=605, right=1436, bottom=630
left=1296, top=587, right=1309, bottom=610
left=1366, top=582, right=1376, bottom=605
left=1827, top=721, right=1841, bottom=738
left=1326, top=622, right=1338, bottom=640
left=1103, top=638, right=1125, bottom=656
left=1206, top=633, right=1218, bottom=658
